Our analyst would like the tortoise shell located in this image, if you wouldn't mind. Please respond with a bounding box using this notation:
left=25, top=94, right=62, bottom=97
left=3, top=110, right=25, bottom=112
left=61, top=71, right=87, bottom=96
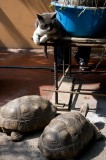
left=38, top=111, right=98, bottom=159
left=0, top=95, right=56, bottom=133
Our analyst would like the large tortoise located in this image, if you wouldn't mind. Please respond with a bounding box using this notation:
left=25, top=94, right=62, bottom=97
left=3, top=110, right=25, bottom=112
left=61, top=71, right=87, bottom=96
left=0, top=95, right=57, bottom=141
left=38, top=105, right=103, bottom=159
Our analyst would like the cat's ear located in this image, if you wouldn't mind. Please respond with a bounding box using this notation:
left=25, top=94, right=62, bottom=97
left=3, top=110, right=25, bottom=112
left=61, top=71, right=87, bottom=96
left=37, top=14, right=44, bottom=22
left=51, top=12, right=57, bottom=20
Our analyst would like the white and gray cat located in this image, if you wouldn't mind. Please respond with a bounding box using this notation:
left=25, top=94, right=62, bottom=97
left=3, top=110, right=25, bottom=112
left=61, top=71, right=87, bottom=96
left=33, top=12, right=64, bottom=45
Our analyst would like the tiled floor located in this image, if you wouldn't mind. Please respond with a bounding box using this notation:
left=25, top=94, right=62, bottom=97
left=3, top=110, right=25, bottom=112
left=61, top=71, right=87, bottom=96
left=0, top=49, right=55, bottom=106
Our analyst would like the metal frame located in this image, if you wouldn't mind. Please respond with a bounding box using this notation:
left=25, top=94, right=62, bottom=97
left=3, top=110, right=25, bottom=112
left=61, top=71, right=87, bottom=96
left=43, top=37, right=106, bottom=110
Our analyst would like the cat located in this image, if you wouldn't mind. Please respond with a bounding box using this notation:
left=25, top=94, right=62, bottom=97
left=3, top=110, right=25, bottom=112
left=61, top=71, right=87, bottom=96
left=32, top=12, right=64, bottom=45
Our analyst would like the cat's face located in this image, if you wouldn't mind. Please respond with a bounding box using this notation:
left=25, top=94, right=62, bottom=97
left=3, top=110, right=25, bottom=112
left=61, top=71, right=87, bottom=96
left=37, top=12, right=57, bottom=32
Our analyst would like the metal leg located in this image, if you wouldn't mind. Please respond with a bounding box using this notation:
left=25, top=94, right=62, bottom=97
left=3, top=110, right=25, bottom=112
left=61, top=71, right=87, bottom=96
left=44, top=45, right=48, bottom=58
left=69, top=43, right=72, bottom=77
left=54, top=44, right=58, bottom=104
left=67, top=43, right=75, bottom=110
left=68, top=78, right=76, bottom=111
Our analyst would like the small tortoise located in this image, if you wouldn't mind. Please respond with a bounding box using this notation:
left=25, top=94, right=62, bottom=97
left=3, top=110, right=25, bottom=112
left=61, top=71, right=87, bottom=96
left=38, top=105, right=103, bottom=160
left=0, top=95, right=56, bottom=141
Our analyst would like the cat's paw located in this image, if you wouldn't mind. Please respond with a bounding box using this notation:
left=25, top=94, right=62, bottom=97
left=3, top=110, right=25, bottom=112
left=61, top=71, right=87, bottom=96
left=33, top=36, right=40, bottom=45
left=32, top=32, right=40, bottom=45
left=40, top=35, right=48, bottom=43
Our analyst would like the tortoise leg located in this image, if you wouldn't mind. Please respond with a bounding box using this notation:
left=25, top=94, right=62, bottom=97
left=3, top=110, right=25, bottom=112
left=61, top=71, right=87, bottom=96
left=80, top=103, right=89, bottom=117
left=1, top=128, right=10, bottom=135
left=0, top=127, right=3, bottom=132
left=92, top=123, right=104, bottom=140
left=0, top=127, right=4, bottom=132
left=11, top=131, right=24, bottom=141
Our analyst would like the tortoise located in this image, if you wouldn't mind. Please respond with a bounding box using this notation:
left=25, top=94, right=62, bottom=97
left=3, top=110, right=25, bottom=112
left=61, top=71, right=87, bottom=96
left=0, top=95, right=57, bottom=141
left=38, top=104, right=103, bottom=160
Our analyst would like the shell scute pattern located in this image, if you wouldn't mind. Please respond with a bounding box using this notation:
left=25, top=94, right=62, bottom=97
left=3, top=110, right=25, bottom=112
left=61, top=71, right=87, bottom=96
left=0, top=95, right=57, bottom=141
left=10, top=120, right=18, bottom=130
left=38, top=111, right=102, bottom=159
left=0, top=105, right=17, bottom=129
left=19, top=104, right=31, bottom=120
